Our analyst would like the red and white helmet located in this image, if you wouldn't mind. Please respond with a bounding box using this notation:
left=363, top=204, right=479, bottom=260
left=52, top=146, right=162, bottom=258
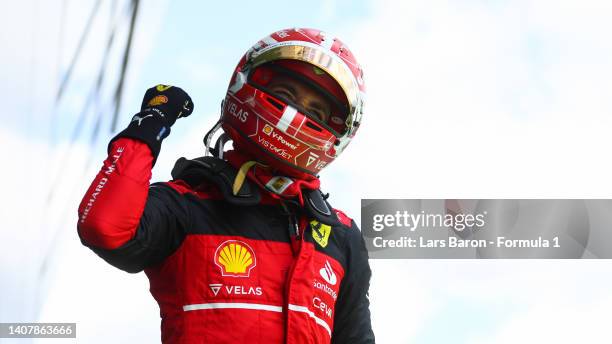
left=220, top=28, right=366, bottom=177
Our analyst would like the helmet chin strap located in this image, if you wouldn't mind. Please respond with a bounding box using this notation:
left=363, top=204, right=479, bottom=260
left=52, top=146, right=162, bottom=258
left=203, top=100, right=227, bottom=158
left=203, top=119, right=223, bottom=158
left=213, top=133, right=230, bottom=160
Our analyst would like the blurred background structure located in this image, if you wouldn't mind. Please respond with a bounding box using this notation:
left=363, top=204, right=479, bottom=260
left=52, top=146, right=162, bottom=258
left=2, top=0, right=612, bottom=343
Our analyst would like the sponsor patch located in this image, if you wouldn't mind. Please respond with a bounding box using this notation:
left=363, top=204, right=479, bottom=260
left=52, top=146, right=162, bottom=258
left=311, top=220, right=332, bottom=248
left=147, top=95, right=168, bottom=107
left=263, top=124, right=274, bottom=135
left=214, top=240, right=256, bottom=277
left=209, top=283, right=222, bottom=296
left=209, top=283, right=263, bottom=297
left=319, top=260, right=337, bottom=285
left=265, top=176, right=293, bottom=194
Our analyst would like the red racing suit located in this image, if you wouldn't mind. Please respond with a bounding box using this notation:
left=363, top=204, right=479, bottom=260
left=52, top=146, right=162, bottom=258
left=77, top=137, right=375, bottom=343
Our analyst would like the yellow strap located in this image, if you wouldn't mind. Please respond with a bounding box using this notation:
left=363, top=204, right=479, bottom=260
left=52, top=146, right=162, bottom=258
left=233, top=161, right=258, bottom=196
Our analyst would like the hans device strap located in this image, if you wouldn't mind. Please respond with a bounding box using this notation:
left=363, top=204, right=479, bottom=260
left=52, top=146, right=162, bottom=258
left=171, top=156, right=341, bottom=226
left=171, top=156, right=261, bottom=206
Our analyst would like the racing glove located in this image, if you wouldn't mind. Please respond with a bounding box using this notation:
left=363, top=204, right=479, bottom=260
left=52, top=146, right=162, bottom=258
left=110, top=84, right=194, bottom=163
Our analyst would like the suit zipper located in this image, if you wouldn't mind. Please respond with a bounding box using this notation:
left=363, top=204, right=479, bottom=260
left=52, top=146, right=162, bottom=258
left=284, top=214, right=305, bottom=343
left=291, top=215, right=300, bottom=240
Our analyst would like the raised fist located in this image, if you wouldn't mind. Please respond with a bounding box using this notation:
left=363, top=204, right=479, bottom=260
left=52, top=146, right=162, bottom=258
left=140, top=84, right=194, bottom=126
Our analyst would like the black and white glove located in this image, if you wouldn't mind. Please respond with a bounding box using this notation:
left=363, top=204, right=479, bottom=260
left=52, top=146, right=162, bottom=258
left=110, top=84, right=194, bottom=163
left=139, top=84, right=194, bottom=126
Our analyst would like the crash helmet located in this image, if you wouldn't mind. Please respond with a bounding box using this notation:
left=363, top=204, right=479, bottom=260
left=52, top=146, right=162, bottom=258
left=220, top=28, right=365, bottom=177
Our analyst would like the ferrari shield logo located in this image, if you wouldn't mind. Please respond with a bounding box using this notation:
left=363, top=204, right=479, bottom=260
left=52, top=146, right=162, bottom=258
left=310, top=220, right=331, bottom=248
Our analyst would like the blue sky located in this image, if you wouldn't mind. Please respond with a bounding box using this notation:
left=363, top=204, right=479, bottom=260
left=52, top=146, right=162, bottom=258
left=2, top=0, right=612, bottom=343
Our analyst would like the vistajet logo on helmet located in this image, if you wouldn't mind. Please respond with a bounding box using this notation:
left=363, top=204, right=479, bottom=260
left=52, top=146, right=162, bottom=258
left=78, top=27, right=374, bottom=343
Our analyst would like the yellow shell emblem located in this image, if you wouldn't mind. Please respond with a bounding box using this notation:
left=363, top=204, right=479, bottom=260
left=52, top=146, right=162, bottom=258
left=263, top=124, right=273, bottom=135
left=214, top=240, right=256, bottom=277
left=147, top=95, right=168, bottom=106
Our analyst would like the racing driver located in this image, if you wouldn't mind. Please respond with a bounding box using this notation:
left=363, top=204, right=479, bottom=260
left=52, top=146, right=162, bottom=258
left=77, top=28, right=374, bottom=343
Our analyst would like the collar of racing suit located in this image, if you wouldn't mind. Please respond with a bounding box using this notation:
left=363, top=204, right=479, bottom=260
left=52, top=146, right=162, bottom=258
left=170, top=151, right=342, bottom=226
left=224, top=150, right=342, bottom=226
left=224, top=149, right=319, bottom=205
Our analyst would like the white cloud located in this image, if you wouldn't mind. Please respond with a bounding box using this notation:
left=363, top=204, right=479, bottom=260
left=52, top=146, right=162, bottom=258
left=368, top=260, right=441, bottom=343
left=468, top=296, right=612, bottom=344
left=36, top=224, right=160, bottom=343
left=319, top=0, right=338, bottom=23
left=368, top=260, right=612, bottom=343
left=327, top=0, right=612, bottom=204
left=463, top=262, right=612, bottom=344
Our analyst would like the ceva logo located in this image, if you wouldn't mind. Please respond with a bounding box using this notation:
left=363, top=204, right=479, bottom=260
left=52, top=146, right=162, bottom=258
left=214, top=240, right=257, bottom=277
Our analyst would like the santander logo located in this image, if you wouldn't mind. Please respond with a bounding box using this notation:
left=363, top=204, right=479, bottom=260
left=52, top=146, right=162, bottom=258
left=319, top=261, right=337, bottom=286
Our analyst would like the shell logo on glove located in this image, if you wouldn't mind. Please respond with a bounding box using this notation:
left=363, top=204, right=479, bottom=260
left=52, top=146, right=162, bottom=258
left=214, top=240, right=257, bottom=277
left=147, top=95, right=168, bottom=106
